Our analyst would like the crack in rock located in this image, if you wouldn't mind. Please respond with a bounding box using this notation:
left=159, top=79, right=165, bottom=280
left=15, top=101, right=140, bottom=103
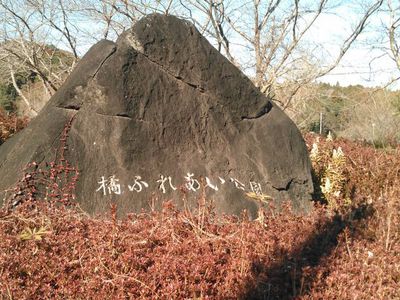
left=59, top=105, right=81, bottom=111
left=92, top=45, right=117, bottom=78
left=96, top=112, right=132, bottom=120
left=241, top=101, right=272, bottom=120
left=272, top=178, right=294, bottom=191
left=127, top=37, right=206, bottom=94
left=116, top=113, right=132, bottom=119
left=142, top=53, right=205, bottom=93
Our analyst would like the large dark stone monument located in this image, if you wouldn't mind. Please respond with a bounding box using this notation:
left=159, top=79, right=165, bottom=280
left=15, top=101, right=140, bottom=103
left=0, top=14, right=314, bottom=217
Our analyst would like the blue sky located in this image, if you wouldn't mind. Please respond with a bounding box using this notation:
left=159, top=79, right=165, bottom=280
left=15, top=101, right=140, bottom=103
left=303, top=1, right=399, bottom=88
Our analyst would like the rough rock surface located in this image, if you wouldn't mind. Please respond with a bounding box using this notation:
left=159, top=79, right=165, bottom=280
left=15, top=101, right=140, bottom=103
left=0, top=14, right=314, bottom=217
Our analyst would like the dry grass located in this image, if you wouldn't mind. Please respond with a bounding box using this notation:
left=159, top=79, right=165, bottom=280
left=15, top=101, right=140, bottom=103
left=0, top=119, right=399, bottom=299
left=0, top=109, right=28, bottom=145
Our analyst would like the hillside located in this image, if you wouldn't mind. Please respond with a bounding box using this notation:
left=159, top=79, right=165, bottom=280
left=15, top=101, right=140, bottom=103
left=0, top=42, right=75, bottom=114
left=287, top=83, right=400, bottom=146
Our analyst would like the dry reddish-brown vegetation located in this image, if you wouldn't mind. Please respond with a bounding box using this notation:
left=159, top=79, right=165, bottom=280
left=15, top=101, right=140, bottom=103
left=0, top=131, right=399, bottom=299
left=0, top=109, right=28, bottom=145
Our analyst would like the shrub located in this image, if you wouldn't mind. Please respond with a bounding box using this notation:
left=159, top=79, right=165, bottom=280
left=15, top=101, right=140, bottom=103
left=0, top=131, right=399, bottom=299
left=309, top=133, right=351, bottom=211
left=0, top=109, right=28, bottom=145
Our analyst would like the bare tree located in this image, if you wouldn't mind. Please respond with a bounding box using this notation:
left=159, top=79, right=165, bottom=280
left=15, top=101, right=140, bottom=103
left=388, top=0, right=400, bottom=72
left=0, top=0, right=81, bottom=115
left=79, top=0, right=179, bottom=38
left=0, top=0, right=385, bottom=117
left=177, top=0, right=384, bottom=110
